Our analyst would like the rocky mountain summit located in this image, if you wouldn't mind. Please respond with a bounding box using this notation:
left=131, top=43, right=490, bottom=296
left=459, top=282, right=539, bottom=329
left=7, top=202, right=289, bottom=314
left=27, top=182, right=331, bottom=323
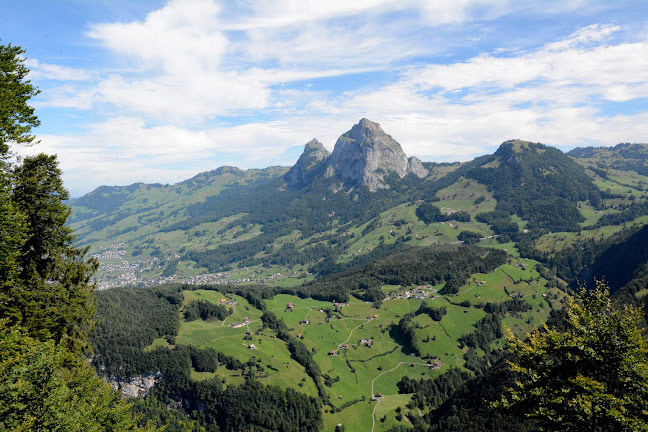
left=284, top=118, right=428, bottom=191
left=284, top=138, right=330, bottom=188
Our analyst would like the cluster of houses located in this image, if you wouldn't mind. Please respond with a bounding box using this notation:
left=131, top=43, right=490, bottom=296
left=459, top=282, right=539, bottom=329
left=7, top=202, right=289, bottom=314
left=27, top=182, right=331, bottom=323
left=256, top=272, right=287, bottom=283
left=332, top=300, right=349, bottom=309
left=387, top=286, right=433, bottom=301
left=220, top=298, right=238, bottom=306
left=229, top=316, right=251, bottom=329
left=328, top=338, right=374, bottom=357
left=95, top=256, right=166, bottom=290
left=358, top=338, right=373, bottom=347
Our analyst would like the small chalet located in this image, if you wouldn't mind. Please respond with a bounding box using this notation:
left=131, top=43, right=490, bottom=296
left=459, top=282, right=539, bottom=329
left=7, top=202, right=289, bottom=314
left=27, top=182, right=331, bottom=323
left=358, top=338, right=373, bottom=347
left=219, top=298, right=227, bottom=303
left=249, top=344, right=257, bottom=350
left=244, top=317, right=252, bottom=324
left=230, top=322, right=246, bottom=328
left=300, top=319, right=310, bottom=325
left=341, top=344, right=349, bottom=349
left=328, top=350, right=338, bottom=356
left=428, top=360, right=442, bottom=369
left=374, top=392, right=383, bottom=398
left=286, top=303, right=295, bottom=311
left=297, top=334, right=303, bottom=339
left=372, top=314, right=379, bottom=319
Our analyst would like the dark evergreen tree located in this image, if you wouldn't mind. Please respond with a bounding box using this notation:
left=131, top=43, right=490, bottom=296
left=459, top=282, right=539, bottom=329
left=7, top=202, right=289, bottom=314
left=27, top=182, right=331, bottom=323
left=0, top=41, right=153, bottom=430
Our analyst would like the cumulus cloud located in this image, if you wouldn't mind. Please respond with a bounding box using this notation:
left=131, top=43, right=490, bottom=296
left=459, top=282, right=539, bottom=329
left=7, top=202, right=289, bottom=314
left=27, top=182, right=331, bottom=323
left=18, top=0, right=648, bottom=194
left=318, top=23, right=648, bottom=156
left=405, top=24, right=648, bottom=99
left=22, top=116, right=336, bottom=196
left=25, top=59, right=94, bottom=81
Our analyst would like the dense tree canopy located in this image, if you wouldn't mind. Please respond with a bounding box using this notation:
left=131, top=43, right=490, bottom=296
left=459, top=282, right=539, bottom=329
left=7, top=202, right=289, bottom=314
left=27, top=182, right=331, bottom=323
left=497, top=282, right=648, bottom=431
left=0, top=41, right=152, bottom=430
left=0, top=321, right=154, bottom=431
left=0, top=42, right=40, bottom=158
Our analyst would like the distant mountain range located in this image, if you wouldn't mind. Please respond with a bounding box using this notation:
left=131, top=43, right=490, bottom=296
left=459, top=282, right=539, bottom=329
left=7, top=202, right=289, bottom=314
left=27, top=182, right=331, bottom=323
left=68, top=118, right=648, bottom=292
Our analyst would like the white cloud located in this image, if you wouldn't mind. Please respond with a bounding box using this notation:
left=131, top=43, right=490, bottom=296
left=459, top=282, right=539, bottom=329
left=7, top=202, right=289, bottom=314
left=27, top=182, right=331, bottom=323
left=87, top=0, right=227, bottom=74
left=221, top=0, right=403, bottom=30
left=405, top=24, right=648, bottom=101
left=291, top=23, right=648, bottom=159
left=21, top=116, right=333, bottom=195
left=18, top=0, right=648, bottom=195
left=25, top=59, right=93, bottom=81
left=74, top=0, right=526, bottom=122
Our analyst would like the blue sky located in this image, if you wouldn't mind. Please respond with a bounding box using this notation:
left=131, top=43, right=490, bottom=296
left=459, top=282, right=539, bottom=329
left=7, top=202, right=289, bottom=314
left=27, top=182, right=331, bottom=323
left=2, top=0, right=647, bottom=196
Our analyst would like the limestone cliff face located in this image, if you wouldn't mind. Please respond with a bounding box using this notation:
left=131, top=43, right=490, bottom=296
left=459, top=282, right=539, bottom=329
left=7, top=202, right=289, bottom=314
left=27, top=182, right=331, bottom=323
left=108, top=371, right=161, bottom=398
left=408, top=156, right=429, bottom=179
left=327, top=118, right=427, bottom=191
left=284, top=119, right=428, bottom=191
left=283, top=138, right=330, bottom=188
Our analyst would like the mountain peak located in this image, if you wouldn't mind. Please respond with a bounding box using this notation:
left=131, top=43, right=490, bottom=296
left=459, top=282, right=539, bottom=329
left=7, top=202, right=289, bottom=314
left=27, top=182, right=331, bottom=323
left=304, top=138, right=326, bottom=151
left=327, top=118, right=427, bottom=191
left=497, top=139, right=543, bottom=154
left=283, top=138, right=330, bottom=189
left=357, top=117, right=382, bottom=131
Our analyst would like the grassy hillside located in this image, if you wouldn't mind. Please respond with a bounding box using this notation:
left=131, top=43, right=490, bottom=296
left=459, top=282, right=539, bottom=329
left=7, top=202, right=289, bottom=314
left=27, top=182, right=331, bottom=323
left=93, top=250, right=561, bottom=431
left=70, top=142, right=648, bottom=298
left=83, top=141, right=648, bottom=431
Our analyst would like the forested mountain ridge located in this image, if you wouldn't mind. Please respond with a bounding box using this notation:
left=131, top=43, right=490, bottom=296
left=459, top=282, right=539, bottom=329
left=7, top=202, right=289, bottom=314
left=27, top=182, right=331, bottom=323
left=68, top=125, right=648, bottom=290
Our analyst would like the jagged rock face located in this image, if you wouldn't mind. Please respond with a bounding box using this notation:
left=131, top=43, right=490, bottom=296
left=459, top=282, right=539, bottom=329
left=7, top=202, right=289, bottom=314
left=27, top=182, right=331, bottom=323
left=285, top=118, right=428, bottom=191
left=108, top=372, right=162, bottom=398
left=284, top=138, right=330, bottom=188
left=328, top=118, right=424, bottom=191
left=408, top=156, right=429, bottom=179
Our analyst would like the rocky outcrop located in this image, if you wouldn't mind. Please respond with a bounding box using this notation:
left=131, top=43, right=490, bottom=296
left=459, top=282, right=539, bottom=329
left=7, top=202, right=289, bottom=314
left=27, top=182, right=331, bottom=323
left=108, top=372, right=162, bottom=398
left=285, top=118, right=428, bottom=191
left=327, top=118, right=427, bottom=191
left=408, top=156, right=429, bottom=179
left=284, top=138, right=330, bottom=188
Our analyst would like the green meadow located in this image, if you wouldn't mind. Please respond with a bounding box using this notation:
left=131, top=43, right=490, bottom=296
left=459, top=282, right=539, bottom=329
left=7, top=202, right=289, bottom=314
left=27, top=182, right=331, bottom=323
left=158, top=255, right=559, bottom=431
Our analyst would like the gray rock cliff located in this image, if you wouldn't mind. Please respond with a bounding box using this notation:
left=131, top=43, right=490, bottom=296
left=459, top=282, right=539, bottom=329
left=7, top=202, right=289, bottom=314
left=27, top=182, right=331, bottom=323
left=284, top=119, right=428, bottom=191
left=327, top=118, right=427, bottom=191
left=108, top=372, right=162, bottom=398
left=284, top=138, right=330, bottom=188
left=408, top=156, right=429, bottom=179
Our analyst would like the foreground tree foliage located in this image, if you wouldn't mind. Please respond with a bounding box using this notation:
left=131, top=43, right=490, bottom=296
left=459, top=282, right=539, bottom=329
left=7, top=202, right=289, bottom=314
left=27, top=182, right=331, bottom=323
left=0, top=42, right=40, bottom=157
left=0, top=41, right=153, bottom=430
left=497, top=281, right=648, bottom=431
left=0, top=321, right=154, bottom=431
